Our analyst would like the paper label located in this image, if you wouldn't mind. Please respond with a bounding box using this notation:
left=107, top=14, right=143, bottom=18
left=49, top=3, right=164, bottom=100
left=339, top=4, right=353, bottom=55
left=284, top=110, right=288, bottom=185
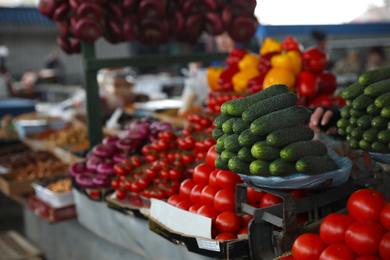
left=196, top=238, right=221, bottom=252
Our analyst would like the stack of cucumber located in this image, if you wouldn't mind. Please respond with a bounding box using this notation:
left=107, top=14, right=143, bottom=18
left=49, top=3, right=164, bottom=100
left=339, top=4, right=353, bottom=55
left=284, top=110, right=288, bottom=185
left=212, top=84, right=339, bottom=177
left=337, top=66, right=390, bottom=153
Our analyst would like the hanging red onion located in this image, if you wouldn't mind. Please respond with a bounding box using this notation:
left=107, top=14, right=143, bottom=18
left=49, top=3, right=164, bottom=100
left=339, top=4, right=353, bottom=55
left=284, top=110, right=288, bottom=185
left=96, top=160, right=115, bottom=176
left=102, top=135, right=120, bottom=148
left=116, top=138, right=143, bottom=153
left=92, top=143, right=117, bottom=158
left=92, top=175, right=111, bottom=188
left=112, top=152, right=131, bottom=164
left=86, top=155, right=102, bottom=173
left=123, top=123, right=150, bottom=139
left=150, top=121, right=171, bottom=133
left=69, top=160, right=88, bottom=178
left=75, top=174, right=96, bottom=188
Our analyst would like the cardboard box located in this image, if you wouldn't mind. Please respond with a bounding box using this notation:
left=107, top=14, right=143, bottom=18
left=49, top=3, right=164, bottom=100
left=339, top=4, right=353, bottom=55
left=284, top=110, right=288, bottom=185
left=149, top=199, right=250, bottom=259
left=105, top=192, right=150, bottom=219
left=27, top=194, right=77, bottom=223
left=0, top=176, right=35, bottom=196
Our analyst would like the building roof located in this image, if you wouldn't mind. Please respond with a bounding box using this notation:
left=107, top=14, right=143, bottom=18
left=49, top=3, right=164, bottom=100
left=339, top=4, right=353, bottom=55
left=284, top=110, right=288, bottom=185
left=0, top=7, right=54, bottom=24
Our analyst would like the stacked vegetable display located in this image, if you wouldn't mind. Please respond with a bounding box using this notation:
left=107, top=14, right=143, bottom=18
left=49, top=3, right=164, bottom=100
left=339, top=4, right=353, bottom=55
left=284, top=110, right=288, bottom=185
left=38, top=0, right=258, bottom=54
left=337, top=66, right=390, bottom=154
left=213, top=84, right=339, bottom=176
left=290, top=188, right=390, bottom=260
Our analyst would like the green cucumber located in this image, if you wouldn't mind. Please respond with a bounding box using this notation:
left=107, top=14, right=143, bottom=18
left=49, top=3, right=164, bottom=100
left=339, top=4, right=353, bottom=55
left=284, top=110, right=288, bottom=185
left=381, top=107, right=390, bottom=119
left=242, top=92, right=298, bottom=123
left=280, top=140, right=327, bottom=162
left=342, top=81, right=364, bottom=100
left=214, top=144, right=224, bottom=154
left=215, top=155, right=229, bottom=171
left=378, top=130, right=390, bottom=144
left=349, top=137, right=360, bottom=149
left=228, top=156, right=250, bottom=174
left=269, top=159, right=296, bottom=176
left=224, top=134, right=241, bottom=152
left=359, top=66, right=390, bottom=86
left=352, top=94, right=374, bottom=110
left=233, top=118, right=250, bottom=134
left=214, top=114, right=233, bottom=129
left=351, top=127, right=365, bottom=139
left=389, top=122, right=390, bottom=130
left=363, top=128, right=379, bottom=143
left=340, top=106, right=351, bottom=118
left=217, top=134, right=228, bottom=149
left=346, top=100, right=353, bottom=107
left=367, top=103, right=382, bottom=116
left=221, top=150, right=236, bottom=162
left=238, top=129, right=265, bottom=147
left=364, top=78, right=390, bottom=97
left=359, top=139, right=372, bottom=151
left=238, top=147, right=256, bottom=163
left=372, top=116, right=389, bottom=130
left=222, top=118, right=238, bottom=134
left=266, top=126, right=314, bottom=147
left=350, top=107, right=366, bottom=118
left=337, top=118, right=350, bottom=129
left=221, top=102, right=229, bottom=115
left=224, top=84, right=289, bottom=116
left=350, top=116, right=358, bottom=125
left=295, top=155, right=339, bottom=175
left=249, top=160, right=271, bottom=176
left=375, top=93, right=390, bottom=108
left=346, top=124, right=356, bottom=135
left=250, top=106, right=312, bottom=136
left=251, top=141, right=280, bottom=161
left=338, top=128, right=346, bottom=136
left=372, top=141, right=390, bottom=153
left=212, top=128, right=224, bottom=140
left=357, top=115, right=373, bottom=129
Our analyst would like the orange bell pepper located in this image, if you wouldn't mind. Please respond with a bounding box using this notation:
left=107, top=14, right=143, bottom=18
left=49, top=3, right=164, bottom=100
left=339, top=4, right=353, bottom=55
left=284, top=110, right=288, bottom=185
left=207, top=66, right=224, bottom=91
left=271, top=50, right=302, bottom=75
left=238, top=53, right=260, bottom=70
left=260, top=38, right=282, bottom=56
left=232, top=69, right=260, bottom=93
left=263, top=67, right=296, bottom=90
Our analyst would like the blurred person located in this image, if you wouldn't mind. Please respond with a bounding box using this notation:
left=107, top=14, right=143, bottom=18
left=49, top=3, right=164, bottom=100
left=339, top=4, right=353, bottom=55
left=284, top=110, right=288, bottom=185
left=309, top=107, right=340, bottom=136
left=40, top=50, right=65, bottom=83
left=310, top=29, right=334, bottom=70
left=332, top=50, right=362, bottom=76
left=364, top=46, right=390, bottom=72
left=0, top=42, right=9, bottom=74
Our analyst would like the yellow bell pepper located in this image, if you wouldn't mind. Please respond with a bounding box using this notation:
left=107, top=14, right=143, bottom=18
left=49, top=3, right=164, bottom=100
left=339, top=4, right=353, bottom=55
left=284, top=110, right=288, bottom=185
left=207, top=66, right=224, bottom=91
left=232, top=69, right=260, bottom=93
left=260, top=38, right=282, bottom=56
left=238, top=53, right=260, bottom=70
left=263, top=67, right=296, bottom=90
left=271, top=50, right=302, bottom=75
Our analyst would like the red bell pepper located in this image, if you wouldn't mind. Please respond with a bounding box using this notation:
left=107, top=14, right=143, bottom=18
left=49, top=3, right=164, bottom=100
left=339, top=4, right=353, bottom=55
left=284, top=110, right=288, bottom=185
left=226, top=47, right=248, bottom=68
left=248, top=74, right=266, bottom=95
left=302, top=47, right=328, bottom=73
left=317, top=71, right=337, bottom=95
left=218, top=67, right=240, bottom=92
left=257, top=52, right=279, bottom=74
left=296, top=71, right=319, bottom=100
left=281, top=36, right=304, bottom=53
left=307, top=94, right=333, bottom=108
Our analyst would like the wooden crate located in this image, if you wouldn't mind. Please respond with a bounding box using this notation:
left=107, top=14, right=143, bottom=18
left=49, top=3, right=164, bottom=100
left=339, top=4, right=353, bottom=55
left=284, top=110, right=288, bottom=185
left=0, top=230, right=43, bottom=260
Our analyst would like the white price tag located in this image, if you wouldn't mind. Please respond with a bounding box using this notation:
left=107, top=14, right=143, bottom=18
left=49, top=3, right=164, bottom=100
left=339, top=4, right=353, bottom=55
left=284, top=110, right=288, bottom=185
left=196, top=238, right=221, bottom=252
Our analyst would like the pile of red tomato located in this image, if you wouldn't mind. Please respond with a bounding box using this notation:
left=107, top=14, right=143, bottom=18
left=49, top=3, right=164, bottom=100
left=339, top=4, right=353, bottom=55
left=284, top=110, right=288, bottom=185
left=289, top=188, right=390, bottom=260
left=206, top=91, right=246, bottom=114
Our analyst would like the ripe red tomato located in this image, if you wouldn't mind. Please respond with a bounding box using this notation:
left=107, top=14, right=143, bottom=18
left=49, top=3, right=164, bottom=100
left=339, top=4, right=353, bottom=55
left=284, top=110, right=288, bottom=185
left=319, top=213, right=355, bottom=245
left=179, top=178, right=196, bottom=200
left=214, top=188, right=236, bottom=212
left=181, top=154, right=195, bottom=164
left=288, top=189, right=307, bottom=200
left=176, top=200, right=192, bottom=211
left=380, top=203, right=390, bottom=231
left=260, top=193, right=283, bottom=208
left=206, top=145, right=218, bottom=167
left=345, top=220, right=386, bottom=256
left=215, top=211, right=241, bottom=233
left=347, top=189, right=388, bottom=222
left=189, top=203, right=203, bottom=214
left=238, top=226, right=248, bottom=235
left=111, top=178, right=120, bottom=189
left=197, top=205, right=219, bottom=224
left=379, top=231, right=390, bottom=260
left=167, top=194, right=182, bottom=206
left=240, top=214, right=254, bottom=228
left=215, top=232, right=238, bottom=241
left=208, top=169, right=219, bottom=186
left=319, top=244, right=356, bottom=260
left=215, top=170, right=242, bottom=189
left=193, top=163, right=214, bottom=185
left=169, top=168, right=182, bottom=180
left=355, top=256, right=382, bottom=260
left=201, top=185, right=221, bottom=205
left=292, top=233, right=326, bottom=260
left=190, top=184, right=207, bottom=204
left=247, top=187, right=265, bottom=204
left=116, top=189, right=126, bottom=200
